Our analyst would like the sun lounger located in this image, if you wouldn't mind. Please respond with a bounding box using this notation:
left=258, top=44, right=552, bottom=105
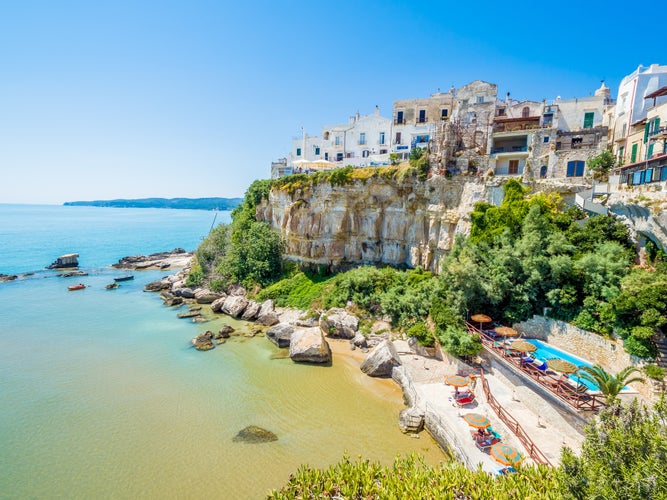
left=454, top=394, right=475, bottom=407
left=475, top=437, right=500, bottom=451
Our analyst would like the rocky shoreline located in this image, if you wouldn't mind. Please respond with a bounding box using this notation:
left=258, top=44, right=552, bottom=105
left=144, top=266, right=403, bottom=372
left=112, top=248, right=193, bottom=270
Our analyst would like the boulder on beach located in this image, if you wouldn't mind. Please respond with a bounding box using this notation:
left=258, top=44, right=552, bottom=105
left=319, top=308, right=358, bottom=339
left=289, top=328, right=331, bottom=364
left=232, top=425, right=278, bottom=444
left=191, top=331, right=215, bottom=351
left=256, top=300, right=279, bottom=326
left=351, top=332, right=368, bottom=348
left=221, top=295, right=248, bottom=318
left=176, top=287, right=196, bottom=299
left=195, top=288, right=223, bottom=304
left=266, top=323, right=294, bottom=348
left=360, top=339, right=401, bottom=377
left=241, top=301, right=261, bottom=321
left=177, top=310, right=201, bottom=319
left=210, top=296, right=227, bottom=313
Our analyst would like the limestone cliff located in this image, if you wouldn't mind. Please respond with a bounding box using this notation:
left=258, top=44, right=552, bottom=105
left=256, top=175, right=489, bottom=272
left=606, top=187, right=667, bottom=254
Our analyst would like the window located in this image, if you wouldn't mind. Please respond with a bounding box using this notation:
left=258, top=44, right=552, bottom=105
left=379, top=132, right=385, bottom=145
left=296, top=148, right=302, bottom=157
left=324, top=152, right=329, bottom=161
left=522, top=107, right=530, bottom=118
left=335, top=135, right=341, bottom=146
left=648, top=143, right=654, bottom=159
left=396, top=111, right=404, bottom=124
left=359, top=132, right=366, bottom=145
left=619, top=146, right=624, bottom=163
left=540, top=166, right=548, bottom=178
left=314, top=147, right=320, bottom=155
left=621, top=123, right=627, bottom=137
left=418, top=110, right=426, bottom=123
left=583, top=112, right=594, bottom=129
left=566, top=160, right=585, bottom=177
left=497, top=107, right=506, bottom=116
left=441, top=108, right=448, bottom=119
left=346, top=152, right=354, bottom=158
left=508, top=160, right=519, bottom=175
left=323, top=131, right=330, bottom=140
left=379, top=149, right=388, bottom=154
left=646, top=168, right=654, bottom=182
left=477, top=96, right=484, bottom=103
left=362, top=150, right=370, bottom=158
left=395, top=132, right=401, bottom=144
left=543, top=113, right=553, bottom=126
left=631, top=143, right=638, bottom=163
left=543, top=137, right=550, bottom=143
left=661, top=166, right=667, bottom=182
left=336, top=152, right=343, bottom=161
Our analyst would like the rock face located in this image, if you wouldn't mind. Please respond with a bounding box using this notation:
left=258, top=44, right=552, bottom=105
left=160, top=291, right=183, bottom=307
left=289, top=328, right=332, bottom=363
left=191, top=331, right=214, bottom=351
left=256, top=175, right=487, bottom=272
left=360, top=340, right=401, bottom=377
left=221, top=296, right=248, bottom=318
left=319, top=308, right=358, bottom=339
left=232, top=425, right=278, bottom=443
left=266, top=323, right=294, bottom=348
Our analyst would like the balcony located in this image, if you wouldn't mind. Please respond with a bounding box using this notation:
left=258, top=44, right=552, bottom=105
left=492, top=116, right=542, bottom=134
left=394, top=118, right=405, bottom=125
left=649, top=126, right=667, bottom=139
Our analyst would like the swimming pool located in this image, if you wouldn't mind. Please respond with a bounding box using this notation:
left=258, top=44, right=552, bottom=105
left=523, top=339, right=598, bottom=391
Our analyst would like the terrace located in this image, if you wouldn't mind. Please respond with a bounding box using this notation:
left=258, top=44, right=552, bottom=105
left=466, top=322, right=606, bottom=412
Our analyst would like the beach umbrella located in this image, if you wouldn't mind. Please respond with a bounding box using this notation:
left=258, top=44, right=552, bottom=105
left=490, top=443, right=523, bottom=466
left=463, top=413, right=490, bottom=428
left=510, top=341, right=537, bottom=353
left=444, top=375, right=468, bottom=387
left=494, top=326, right=519, bottom=337
left=547, top=358, right=578, bottom=374
left=470, top=314, right=492, bottom=330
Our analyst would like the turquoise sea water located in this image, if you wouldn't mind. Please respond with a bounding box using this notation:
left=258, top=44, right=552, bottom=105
left=0, top=205, right=442, bottom=499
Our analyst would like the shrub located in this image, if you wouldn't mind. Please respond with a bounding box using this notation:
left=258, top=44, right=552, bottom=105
left=186, top=260, right=204, bottom=287
left=644, top=364, right=666, bottom=380
left=406, top=322, right=434, bottom=347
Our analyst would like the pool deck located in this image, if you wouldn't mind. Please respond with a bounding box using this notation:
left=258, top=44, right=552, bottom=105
left=393, top=340, right=585, bottom=471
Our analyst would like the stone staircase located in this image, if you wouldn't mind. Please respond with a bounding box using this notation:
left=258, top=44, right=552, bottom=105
left=651, top=333, right=667, bottom=393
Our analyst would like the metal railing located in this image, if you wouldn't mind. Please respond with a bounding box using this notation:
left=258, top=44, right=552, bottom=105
left=466, top=322, right=605, bottom=413
left=478, top=368, right=553, bottom=467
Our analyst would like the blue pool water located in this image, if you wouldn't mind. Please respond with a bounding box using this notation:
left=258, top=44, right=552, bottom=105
left=523, top=339, right=598, bottom=391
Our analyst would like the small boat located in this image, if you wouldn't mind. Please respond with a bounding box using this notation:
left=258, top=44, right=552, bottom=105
left=113, top=275, right=134, bottom=282
left=105, top=283, right=119, bottom=290
left=68, top=283, right=86, bottom=291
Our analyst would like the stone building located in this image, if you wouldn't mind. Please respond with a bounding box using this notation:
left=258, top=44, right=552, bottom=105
left=392, top=90, right=454, bottom=161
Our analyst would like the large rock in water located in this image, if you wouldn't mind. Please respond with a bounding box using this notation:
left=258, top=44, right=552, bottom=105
left=241, top=300, right=261, bottom=321
left=221, top=295, right=248, bottom=318
left=232, top=425, right=278, bottom=443
left=191, top=331, right=215, bottom=351
left=266, top=323, right=294, bottom=348
left=144, top=279, right=171, bottom=292
left=289, top=328, right=331, bottom=363
left=210, top=296, right=227, bottom=313
left=319, top=308, right=358, bottom=339
left=360, top=340, right=401, bottom=377
left=195, top=288, right=223, bottom=304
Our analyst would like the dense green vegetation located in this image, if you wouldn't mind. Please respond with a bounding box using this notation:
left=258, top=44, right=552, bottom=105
left=269, top=399, right=667, bottom=499
left=192, top=175, right=666, bottom=358
left=188, top=180, right=284, bottom=290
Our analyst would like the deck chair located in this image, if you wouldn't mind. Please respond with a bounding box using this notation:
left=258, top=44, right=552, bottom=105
left=454, top=394, right=475, bottom=407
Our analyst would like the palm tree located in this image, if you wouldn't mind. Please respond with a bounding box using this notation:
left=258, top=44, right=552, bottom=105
left=579, top=364, right=645, bottom=406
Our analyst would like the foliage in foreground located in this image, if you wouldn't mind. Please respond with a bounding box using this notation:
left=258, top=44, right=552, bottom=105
left=578, top=364, right=645, bottom=406
left=267, top=454, right=562, bottom=500
left=269, top=400, right=667, bottom=500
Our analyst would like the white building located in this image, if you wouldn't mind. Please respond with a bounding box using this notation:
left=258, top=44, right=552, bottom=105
left=322, top=107, right=392, bottom=167
left=611, top=64, right=667, bottom=164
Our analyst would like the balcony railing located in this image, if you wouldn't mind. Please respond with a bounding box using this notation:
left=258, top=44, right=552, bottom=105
left=649, top=126, right=667, bottom=138
left=394, top=118, right=405, bottom=125
left=491, top=146, right=527, bottom=154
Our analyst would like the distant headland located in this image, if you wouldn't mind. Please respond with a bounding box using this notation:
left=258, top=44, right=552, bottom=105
left=63, top=197, right=243, bottom=211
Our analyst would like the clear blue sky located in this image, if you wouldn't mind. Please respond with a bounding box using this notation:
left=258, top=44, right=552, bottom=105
left=1, top=0, right=665, bottom=204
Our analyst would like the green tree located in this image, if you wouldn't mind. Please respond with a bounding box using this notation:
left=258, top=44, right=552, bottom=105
left=578, top=364, right=645, bottom=406
left=587, top=149, right=615, bottom=180
left=560, top=398, right=667, bottom=499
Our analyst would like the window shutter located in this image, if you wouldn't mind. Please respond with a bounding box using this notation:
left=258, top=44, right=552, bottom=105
left=644, top=122, right=650, bottom=143
left=583, top=112, right=594, bottom=129
left=567, top=161, right=575, bottom=177
left=631, top=143, right=638, bottom=162
left=576, top=161, right=585, bottom=176
left=648, top=143, right=654, bottom=159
